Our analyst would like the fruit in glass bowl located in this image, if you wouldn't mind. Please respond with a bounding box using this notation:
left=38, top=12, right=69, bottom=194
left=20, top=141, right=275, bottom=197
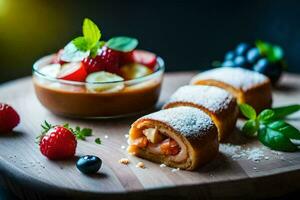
left=33, top=18, right=165, bottom=118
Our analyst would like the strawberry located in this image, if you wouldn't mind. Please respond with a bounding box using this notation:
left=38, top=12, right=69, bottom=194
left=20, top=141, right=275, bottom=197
left=120, top=51, right=134, bottom=65
left=38, top=121, right=77, bottom=160
left=57, top=62, right=87, bottom=82
left=82, top=57, right=105, bottom=74
left=0, top=103, right=20, bottom=133
left=82, top=46, right=121, bottom=75
left=122, top=50, right=157, bottom=69
left=52, top=49, right=66, bottom=65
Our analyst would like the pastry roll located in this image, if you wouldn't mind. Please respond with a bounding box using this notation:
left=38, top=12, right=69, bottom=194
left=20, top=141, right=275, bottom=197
left=128, top=107, right=218, bottom=170
left=163, top=85, right=238, bottom=141
left=190, top=67, right=272, bottom=113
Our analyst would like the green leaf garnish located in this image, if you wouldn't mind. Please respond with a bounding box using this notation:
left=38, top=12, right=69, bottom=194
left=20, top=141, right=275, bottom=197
left=257, top=109, right=275, bottom=122
left=267, top=120, right=300, bottom=140
left=82, top=18, right=101, bottom=47
left=255, top=40, right=284, bottom=63
left=239, top=104, right=300, bottom=152
left=242, top=119, right=258, bottom=137
left=71, top=18, right=102, bottom=56
left=106, top=36, right=138, bottom=52
left=239, top=104, right=257, bottom=120
left=95, top=138, right=101, bottom=144
left=73, top=126, right=93, bottom=140
left=272, top=104, right=300, bottom=119
left=258, top=126, right=297, bottom=152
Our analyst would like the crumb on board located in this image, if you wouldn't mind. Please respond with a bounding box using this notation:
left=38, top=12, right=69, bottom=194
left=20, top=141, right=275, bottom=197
left=160, top=164, right=166, bottom=168
left=119, top=158, right=130, bottom=165
left=121, top=145, right=126, bottom=149
left=136, top=162, right=145, bottom=169
left=171, top=168, right=180, bottom=172
left=125, top=134, right=129, bottom=138
left=104, top=135, right=108, bottom=139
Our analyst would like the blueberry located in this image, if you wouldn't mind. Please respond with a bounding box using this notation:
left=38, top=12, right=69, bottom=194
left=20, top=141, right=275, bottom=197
left=222, top=60, right=235, bottom=67
left=233, top=56, right=251, bottom=69
left=76, top=155, right=102, bottom=174
left=253, top=58, right=283, bottom=84
left=224, top=51, right=235, bottom=61
left=236, top=43, right=251, bottom=56
left=247, top=48, right=261, bottom=64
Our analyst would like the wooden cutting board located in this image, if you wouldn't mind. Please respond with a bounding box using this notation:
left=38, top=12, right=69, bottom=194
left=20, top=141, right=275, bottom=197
left=0, top=72, right=300, bottom=200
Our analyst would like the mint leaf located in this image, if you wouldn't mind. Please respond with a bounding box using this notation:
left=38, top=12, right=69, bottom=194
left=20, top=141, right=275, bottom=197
left=83, top=18, right=101, bottom=47
left=258, top=126, right=298, bottom=152
left=267, top=120, right=300, bottom=140
left=242, top=119, right=258, bottom=137
left=95, top=138, right=101, bottom=144
left=239, top=104, right=257, bottom=120
left=258, top=109, right=275, bottom=122
left=72, top=36, right=89, bottom=51
left=272, top=104, right=300, bottom=119
left=106, top=36, right=138, bottom=52
left=90, top=41, right=101, bottom=57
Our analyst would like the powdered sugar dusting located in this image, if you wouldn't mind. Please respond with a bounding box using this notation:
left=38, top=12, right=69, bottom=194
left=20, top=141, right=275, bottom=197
left=220, top=143, right=285, bottom=162
left=191, top=67, right=269, bottom=91
left=141, top=107, right=215, bottom=138
left=165, top=85, right=235, bottom=113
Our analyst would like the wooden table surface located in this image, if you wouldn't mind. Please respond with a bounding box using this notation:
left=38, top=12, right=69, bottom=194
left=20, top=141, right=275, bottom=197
left=0, top=72, right=300, bottom=200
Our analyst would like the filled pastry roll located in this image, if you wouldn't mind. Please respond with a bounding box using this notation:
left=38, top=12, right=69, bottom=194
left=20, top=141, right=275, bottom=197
left=163, top=85, right=238, bottom=141
left=190, top=67, right=272, bottom=113
left=128, top=107, right=218, bottom=170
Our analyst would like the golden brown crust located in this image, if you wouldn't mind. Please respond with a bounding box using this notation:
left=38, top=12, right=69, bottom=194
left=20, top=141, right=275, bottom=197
left=192, top=79, right=272, bottom=113
left=128, top=107, right=219, bottom=170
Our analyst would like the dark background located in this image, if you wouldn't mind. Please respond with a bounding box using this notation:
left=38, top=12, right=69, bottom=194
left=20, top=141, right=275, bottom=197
left=0, top=0, right=300, bottom=84
left=0, top=1, right=300, bottom=199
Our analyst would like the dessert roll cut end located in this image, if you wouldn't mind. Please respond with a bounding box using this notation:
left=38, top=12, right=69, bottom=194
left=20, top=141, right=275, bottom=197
left=190, top=67, right=272, bottom=113
left=128, top=107, right=219, bottom=170
left=163, top=85, right=238, bottom=141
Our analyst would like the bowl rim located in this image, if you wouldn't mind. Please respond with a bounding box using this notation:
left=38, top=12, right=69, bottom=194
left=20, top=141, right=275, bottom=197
left=33, top=54, right=165, bottom=86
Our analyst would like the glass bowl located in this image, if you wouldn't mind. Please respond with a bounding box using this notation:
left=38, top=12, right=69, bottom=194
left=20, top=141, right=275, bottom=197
left=32, top=54, right=165, bottom=118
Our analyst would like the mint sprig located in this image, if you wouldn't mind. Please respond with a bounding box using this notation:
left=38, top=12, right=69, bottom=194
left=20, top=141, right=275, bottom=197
left=72, top=18, right=102, bottom=53
left=239, top=104, right=300, bottom=152
left=61, top=18, right=139, bottom=62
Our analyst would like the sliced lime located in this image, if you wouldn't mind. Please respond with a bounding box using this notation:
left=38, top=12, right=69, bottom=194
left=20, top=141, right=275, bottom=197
left=85, top=71, right=124, bottom=92
left=120, top=63, right=152, bottom=80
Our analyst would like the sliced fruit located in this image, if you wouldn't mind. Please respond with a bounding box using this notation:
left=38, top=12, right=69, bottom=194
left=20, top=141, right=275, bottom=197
left=160, top=138, right=180, bottom=155
left=39, top=64, right=61, bottom=78
left=97, top=46, right=121, bottom=74
left=143, top=128, right=165, bottom=144
left=52, top=49, right=66, bottom=65
left=85, top=71, right=124, bottom=92
left=57, top=62, right=87, bottom=82
left=131, top=50, right=157, bottom=69
left=82, top=57, right=105, bottom=74
left=133, top=136, right=148, bottom=148
left=120, top=63, right=152, bottom=80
